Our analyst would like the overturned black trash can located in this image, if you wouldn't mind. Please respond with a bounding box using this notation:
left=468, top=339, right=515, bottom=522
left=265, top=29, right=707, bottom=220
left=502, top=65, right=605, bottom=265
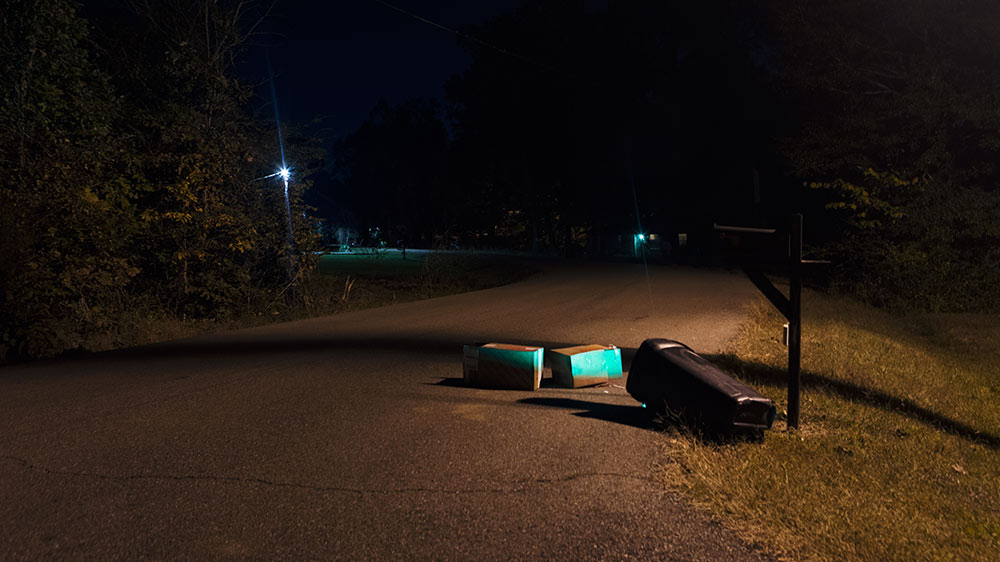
left=627, top=339, right=776, bottom=437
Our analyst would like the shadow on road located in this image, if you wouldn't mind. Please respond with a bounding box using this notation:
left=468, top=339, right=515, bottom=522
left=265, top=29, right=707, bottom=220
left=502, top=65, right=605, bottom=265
left=430, top=377, right=466, bottom=387
left=517, top=397, right=654, bottom=430
left=429, top=376, right=568, bottom=389
left=111, top=336, right=465, bottom=359
left=96, top=335, right=644, bottom=369
left=706, top=353, right=1000, bottom=451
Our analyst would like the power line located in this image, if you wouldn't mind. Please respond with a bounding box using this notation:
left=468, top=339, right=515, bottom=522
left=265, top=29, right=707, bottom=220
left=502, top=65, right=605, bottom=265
left=368, top=0, right=549, bottom=71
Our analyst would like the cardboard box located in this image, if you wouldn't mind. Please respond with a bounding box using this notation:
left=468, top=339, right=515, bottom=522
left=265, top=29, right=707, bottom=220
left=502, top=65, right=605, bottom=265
left=463, top=343, right=543, bottom=390
left=550, top=344, right=623, bottom=388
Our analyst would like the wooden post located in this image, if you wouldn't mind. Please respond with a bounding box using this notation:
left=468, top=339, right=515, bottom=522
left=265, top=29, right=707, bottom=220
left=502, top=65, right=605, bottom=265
left=721, top=214, right=820, bottom=429
left=787, top=214, right=803, bottom=429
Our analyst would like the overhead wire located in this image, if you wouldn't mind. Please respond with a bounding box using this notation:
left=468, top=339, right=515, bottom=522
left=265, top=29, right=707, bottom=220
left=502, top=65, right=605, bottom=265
left=368, top=0, right=552, bottom=72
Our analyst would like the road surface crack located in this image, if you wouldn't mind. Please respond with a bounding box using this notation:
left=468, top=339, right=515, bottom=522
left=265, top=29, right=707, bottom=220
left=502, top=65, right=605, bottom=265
left=2, top=454, right=656, bottom=496
left=1, top=454, right=369, bottom=496
left=519, top=472, right=660, bottom=485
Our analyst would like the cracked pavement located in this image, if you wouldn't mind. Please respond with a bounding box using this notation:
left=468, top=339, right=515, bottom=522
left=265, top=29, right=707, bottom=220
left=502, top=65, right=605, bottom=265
left=0, top=262, right=774, bottom=561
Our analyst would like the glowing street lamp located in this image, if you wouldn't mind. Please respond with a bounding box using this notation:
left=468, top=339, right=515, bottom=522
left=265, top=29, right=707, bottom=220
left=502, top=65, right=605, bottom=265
left=278, top=166, right=294, bottom=252
left=252, top=164, right=296, bottom=281
left=254, top=167, right=292, bottom=183
left=273, top=166, right=294, bottom=255
left=262, top=53, right=297, bottom=286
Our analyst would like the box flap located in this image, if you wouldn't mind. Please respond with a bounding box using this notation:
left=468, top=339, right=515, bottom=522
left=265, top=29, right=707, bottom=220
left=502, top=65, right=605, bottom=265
left=483, top=343, right=541, bottom=352
left=551, top=344, right=616, bottom=356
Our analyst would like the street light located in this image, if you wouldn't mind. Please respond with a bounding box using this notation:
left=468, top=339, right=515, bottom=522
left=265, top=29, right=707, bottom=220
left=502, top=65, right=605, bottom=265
left=253, top=165, right=296, bottom=283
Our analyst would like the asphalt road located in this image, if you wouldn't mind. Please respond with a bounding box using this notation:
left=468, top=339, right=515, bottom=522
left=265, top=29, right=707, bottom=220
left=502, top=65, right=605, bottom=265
left=0, top=262, right=774, bottom=561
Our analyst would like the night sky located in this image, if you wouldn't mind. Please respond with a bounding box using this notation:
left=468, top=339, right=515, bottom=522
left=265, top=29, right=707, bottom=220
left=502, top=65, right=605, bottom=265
left=251, top=0, right=536, bottom=138
left=243, top=0, right=777, bottom=238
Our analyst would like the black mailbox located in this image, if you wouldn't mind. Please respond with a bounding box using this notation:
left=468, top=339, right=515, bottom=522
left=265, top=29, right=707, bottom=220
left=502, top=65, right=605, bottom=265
left=626, top=338, right=776, bottom=437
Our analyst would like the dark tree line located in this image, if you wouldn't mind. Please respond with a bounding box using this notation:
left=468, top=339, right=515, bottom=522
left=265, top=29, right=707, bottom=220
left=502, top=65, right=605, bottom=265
left=331, top=99, right=450, bottom=248
left=331, top=2, right=787, bottom=254
left=329, top=0, right=1000, bottom=311
left=765, top=0, right=1000, bottom=311
left=0, top=0, right=319, bottom=361
left=4, top=0, right=997, bottom=364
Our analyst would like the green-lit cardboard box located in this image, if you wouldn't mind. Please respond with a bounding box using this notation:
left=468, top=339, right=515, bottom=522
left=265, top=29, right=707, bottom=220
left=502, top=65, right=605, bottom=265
left=550, top=344, right=623, bottom=388
left=463, top=343, right=543, bottom=390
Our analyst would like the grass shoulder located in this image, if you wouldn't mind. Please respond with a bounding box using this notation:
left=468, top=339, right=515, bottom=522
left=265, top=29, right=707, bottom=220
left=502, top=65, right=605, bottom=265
left=46, top=251, right=535, bottom=362
left=300, top=250, right=536, bottom=316
left=661, top=292, right=1000, bottom=561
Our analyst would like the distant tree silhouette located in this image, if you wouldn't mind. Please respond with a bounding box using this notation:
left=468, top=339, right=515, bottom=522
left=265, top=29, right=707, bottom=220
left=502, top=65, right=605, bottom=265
left=445, top=2, right=776, bottom=252
left=332, top=99, right=450, bottom=248
left=763, top=0, right=1000, bottom=311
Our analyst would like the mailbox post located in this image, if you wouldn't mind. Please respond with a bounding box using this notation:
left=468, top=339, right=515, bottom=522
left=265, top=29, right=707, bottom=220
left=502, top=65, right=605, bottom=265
left=714, top=214, right=818, bottom=429
left=788, top=214, right=802, bottom=428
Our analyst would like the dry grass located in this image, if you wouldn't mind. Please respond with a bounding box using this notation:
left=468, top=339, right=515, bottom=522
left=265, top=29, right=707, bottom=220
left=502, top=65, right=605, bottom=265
left=46, top=252, right=532, bottom=361
left=301, top=251, right=534, bottom=317
left=660, top=292, right=1000, bottom=561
